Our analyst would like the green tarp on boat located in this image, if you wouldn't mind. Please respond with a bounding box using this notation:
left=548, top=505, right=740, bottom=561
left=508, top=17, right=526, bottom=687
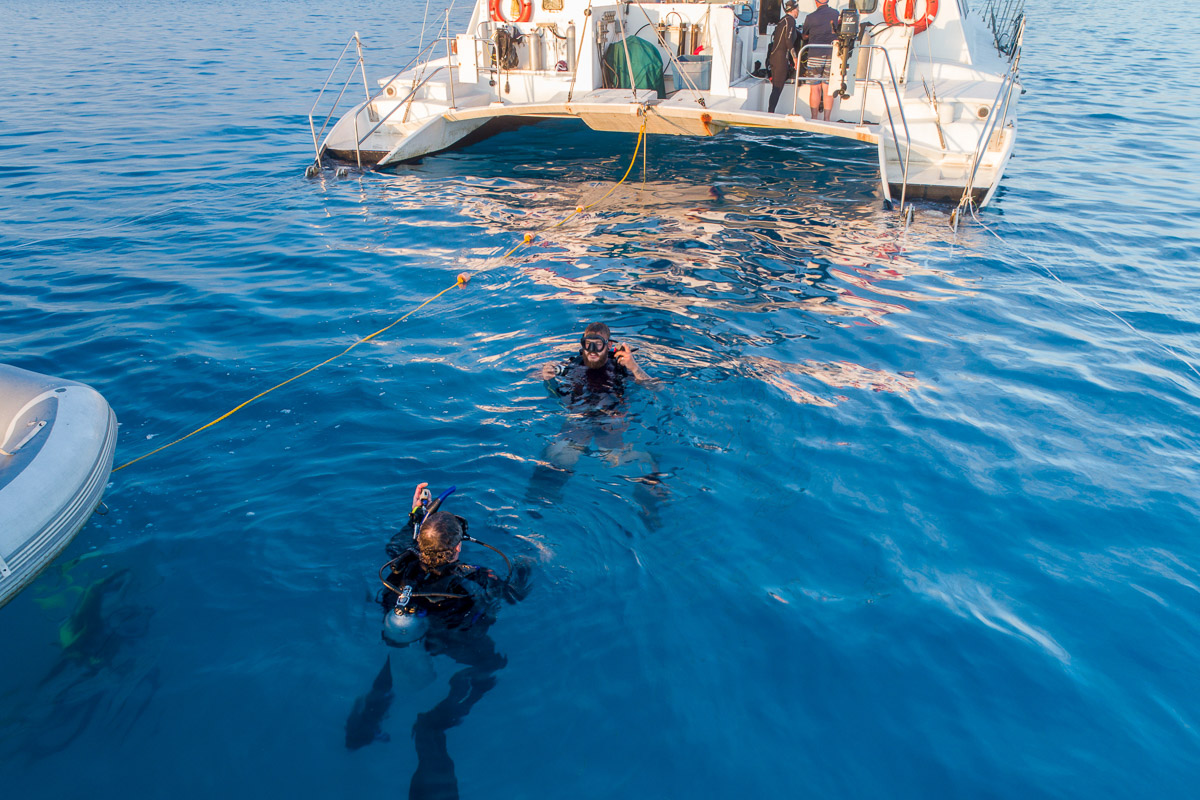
left=602, top=37, right=665, bottom=99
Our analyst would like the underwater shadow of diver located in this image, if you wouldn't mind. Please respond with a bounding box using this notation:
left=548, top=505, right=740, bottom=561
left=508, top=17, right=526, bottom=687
left=7, top=567, right=158, bottom=762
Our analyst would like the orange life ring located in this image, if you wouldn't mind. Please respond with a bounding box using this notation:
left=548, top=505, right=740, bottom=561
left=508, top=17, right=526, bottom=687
left=489, top=0, right=532, bottom=24
left=883, top=0, right=939, bottom=35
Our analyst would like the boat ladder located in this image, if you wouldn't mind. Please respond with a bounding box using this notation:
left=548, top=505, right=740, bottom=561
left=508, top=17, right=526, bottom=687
left=307, top=14, right=461, bottom=171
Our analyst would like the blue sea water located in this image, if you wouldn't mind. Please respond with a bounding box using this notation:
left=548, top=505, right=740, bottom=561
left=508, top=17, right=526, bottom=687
left=3, top=0, right=1200, bottom=796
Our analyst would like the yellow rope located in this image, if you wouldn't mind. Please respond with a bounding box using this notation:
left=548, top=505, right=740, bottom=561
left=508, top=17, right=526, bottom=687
left=552, top=119, right=646, bottom=230
left=113, top=276, right=467, bottom=472
left=486, top=117, right=647, bottom=262
left=115, top=116, right=649, bottom=473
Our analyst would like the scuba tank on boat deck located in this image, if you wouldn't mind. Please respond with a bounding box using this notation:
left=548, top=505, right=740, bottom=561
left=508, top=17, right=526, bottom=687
left=528, top=26, right=543, bottom=72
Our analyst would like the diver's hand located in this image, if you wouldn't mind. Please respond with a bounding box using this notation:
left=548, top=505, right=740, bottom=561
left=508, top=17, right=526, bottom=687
left=613, top=343, right=651, bottom=384
left=540, top=362, right=558, bottom=381
left=503, top=557, right=535, bottom=603
left=411, top=482, right=429, bottom=513
left=612, top=342, right=636, bottom=370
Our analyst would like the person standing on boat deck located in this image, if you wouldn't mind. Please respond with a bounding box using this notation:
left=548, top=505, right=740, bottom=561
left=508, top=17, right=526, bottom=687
left=802, top=0, right=840, bottom=120
left=767, top=0, right=801, bottom=114
left=527, top=322, right=664, bottom=526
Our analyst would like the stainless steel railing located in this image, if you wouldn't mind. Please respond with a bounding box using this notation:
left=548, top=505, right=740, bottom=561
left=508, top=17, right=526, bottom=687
left=977, top=0, right=1026, bottom=60
left=959, top=64, right=1020, bottom=207
left=307, top=33, right=371, bottom=166
left=787, top=43, right=913, bottom=212
left=958, top=15, right=1023, bottom=209
left=307, top=21, right=457, bottom=168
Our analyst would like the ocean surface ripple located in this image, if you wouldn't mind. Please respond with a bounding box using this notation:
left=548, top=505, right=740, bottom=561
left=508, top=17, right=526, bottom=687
left=2, top=1, right=1199, bottom=797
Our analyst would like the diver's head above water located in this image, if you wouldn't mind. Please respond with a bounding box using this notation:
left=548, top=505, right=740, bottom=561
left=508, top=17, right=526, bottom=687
left=416, top=511, right=464, bottom=571
left=580, top=321, right=613, bottom=369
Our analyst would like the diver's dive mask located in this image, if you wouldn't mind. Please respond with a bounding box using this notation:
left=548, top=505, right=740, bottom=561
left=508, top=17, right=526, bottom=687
left=582, top=336, right=609, bottom=354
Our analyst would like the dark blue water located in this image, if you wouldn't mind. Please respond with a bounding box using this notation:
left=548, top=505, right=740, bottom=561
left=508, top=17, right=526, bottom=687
left=3, top=0, right=1199, bottom=796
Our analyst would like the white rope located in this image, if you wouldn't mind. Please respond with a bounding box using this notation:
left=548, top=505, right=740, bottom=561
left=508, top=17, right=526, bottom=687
left=632, top=0, right=705, bottom=104
left=970, top=209, right=1200, bottom=385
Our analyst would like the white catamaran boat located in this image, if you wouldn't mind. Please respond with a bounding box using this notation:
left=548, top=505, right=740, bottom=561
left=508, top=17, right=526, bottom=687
left=310, top=0, right=1025, bottom=212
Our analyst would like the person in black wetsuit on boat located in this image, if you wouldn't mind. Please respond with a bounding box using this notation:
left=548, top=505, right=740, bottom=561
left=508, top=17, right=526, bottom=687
left=346, top=483, right=532, bottom=800
left=767, top=0, right=801, bottom=114
left=526, top=322, right=665, bottom=525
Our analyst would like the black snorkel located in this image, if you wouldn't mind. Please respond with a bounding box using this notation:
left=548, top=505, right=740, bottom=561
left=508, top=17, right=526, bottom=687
left=412, top=484, right=457, bottom=543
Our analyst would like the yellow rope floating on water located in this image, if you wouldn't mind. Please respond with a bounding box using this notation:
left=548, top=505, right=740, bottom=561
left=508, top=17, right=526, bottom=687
left=114, top=275, right=468, bottom=472
left=115, top=114, right=648, bottom=472
left=493, top=117, right=647, bottom=259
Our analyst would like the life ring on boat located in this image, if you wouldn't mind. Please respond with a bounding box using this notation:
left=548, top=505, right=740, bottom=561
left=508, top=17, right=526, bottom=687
left=883, top=0, right=939, bottom=35
left=489, top=0, right=532, bottom=24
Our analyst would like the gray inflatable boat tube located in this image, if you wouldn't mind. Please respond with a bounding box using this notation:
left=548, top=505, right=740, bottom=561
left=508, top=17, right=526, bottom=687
left=0, top=364, right=117, bottom=608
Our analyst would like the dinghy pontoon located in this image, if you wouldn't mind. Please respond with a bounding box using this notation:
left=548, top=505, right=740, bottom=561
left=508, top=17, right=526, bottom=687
left=0, top=364, right=117, bottom=608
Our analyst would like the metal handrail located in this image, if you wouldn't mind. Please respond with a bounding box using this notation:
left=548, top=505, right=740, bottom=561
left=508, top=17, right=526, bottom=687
left=788, top=43, right=914, bottom=211
left=857, top=44, right=913, bottom=211
left=859, top=79, right=911, bottom=206
left=357, top=65, right=451, bottom=146
left=402, top=15, right=455, bottom=122
left=960, top=65, right=1019, bottom=205
left=788, top=43, right=831, bottom=116
left=308, top=33, right=370, bottom=162
left=979, top=0, right=1025, bottom=60
left=350, top=40, right=452, bottom=162
left=308, top=25, right=457, bottom=164
left=443, top=10, right=456, bottom=109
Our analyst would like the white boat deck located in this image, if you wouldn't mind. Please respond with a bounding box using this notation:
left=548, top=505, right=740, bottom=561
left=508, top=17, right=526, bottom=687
left=311, top=0, right=1025, bottom=210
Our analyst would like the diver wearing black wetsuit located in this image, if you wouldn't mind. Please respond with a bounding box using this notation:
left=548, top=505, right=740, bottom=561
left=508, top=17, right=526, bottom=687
left=527, top=322, right=664, bottom=525
left=547, top=349, right=629, bottom=414
left=380, top=501, right=527, bottom=661
left=347, top=486, right=532, bottom=800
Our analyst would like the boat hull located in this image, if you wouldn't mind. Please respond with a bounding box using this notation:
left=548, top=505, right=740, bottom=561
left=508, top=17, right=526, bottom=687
left=0, top=364, right=117, bottom=608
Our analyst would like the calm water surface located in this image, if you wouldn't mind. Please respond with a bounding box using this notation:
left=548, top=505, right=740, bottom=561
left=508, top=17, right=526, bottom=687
left=2, top=0, right=1199, bottom=797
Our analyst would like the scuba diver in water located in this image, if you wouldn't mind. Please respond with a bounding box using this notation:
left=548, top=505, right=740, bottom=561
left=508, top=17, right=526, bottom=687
left=538, top=321, right=652, bottom=386
left=346, top=483, right=532, bottom=800
left=527, top=322, right=665, bottom=525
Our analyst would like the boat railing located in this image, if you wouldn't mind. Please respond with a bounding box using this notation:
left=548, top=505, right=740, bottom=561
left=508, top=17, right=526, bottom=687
left=363, top=65, right=451, bottom=143
left=977, top=0, right=1026, bottom=61
left=308, top=24, right=455, bottom=168
left=959, top=48, right=1021, bottom=208
left=308, top=32, right=371, bottom=167
left=789, top=43, right=914, bottom=212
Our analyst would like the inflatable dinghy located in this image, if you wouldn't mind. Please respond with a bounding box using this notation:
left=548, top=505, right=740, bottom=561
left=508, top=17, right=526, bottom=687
left=0, top=364, right=117, bottom=608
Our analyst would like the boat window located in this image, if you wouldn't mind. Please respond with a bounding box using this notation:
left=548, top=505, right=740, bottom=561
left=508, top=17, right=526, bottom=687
left=759, top=0, right=781, bottom=36
left=855, top=0, right=880, bottom=11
